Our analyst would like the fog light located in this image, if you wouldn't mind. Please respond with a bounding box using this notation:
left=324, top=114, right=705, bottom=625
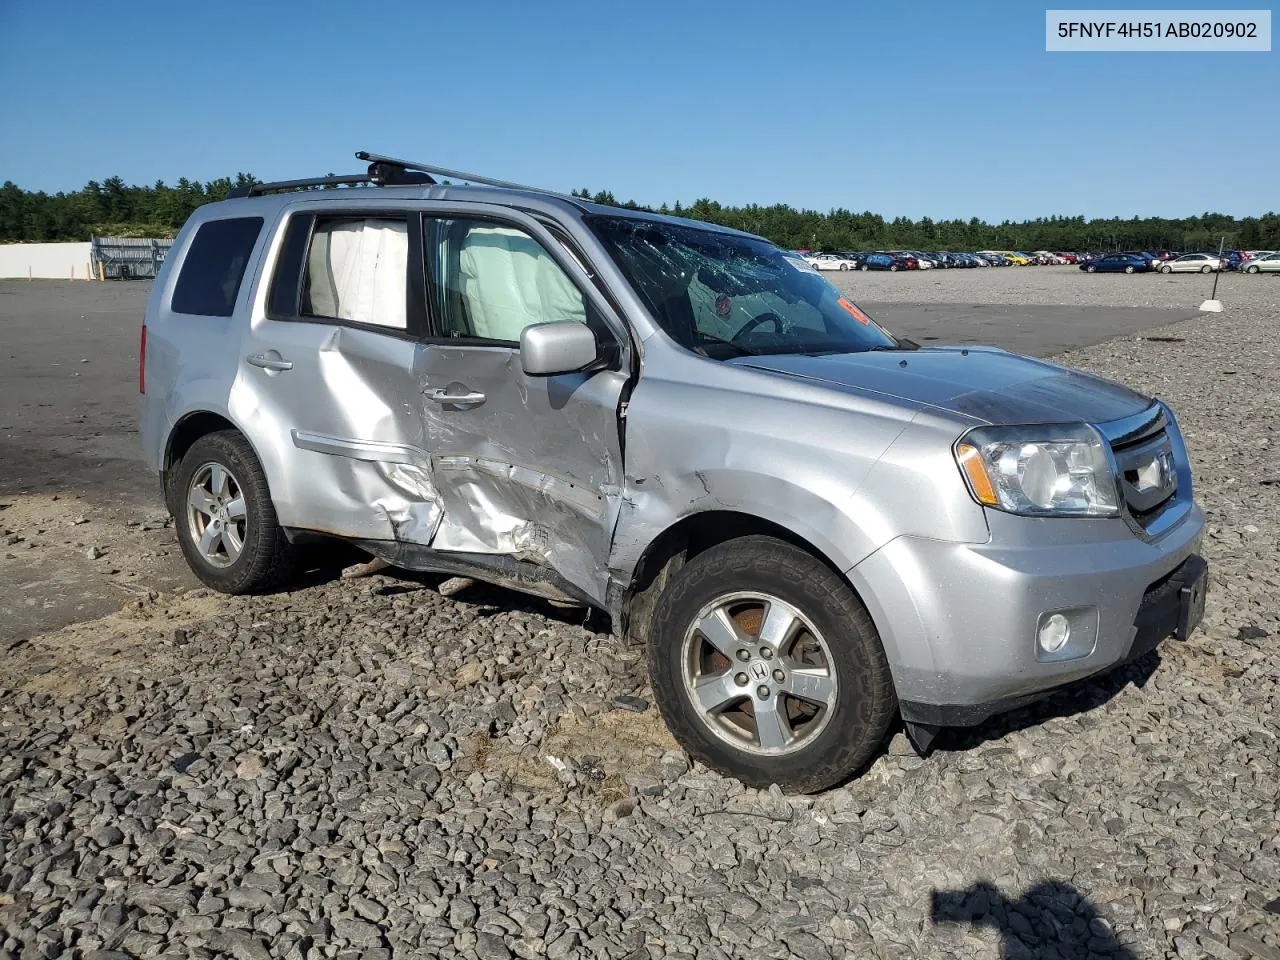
left=1038, top=613, right=1071, bottom=653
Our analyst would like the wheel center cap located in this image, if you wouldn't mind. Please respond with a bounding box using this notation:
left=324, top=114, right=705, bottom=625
left=748, top=660, right=769, bottom=682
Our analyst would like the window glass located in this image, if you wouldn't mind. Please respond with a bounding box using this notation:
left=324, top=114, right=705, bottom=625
left=171, top=217, right=263, bottom=317
left=302, top=217, right=408, bottom=329
left=430, top=219, right=588, bottom=342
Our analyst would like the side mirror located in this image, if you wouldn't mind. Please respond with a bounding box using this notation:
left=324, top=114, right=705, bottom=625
left=519, top=322, right=601, bottom=377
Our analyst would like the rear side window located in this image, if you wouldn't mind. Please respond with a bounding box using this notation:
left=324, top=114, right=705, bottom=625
left=171, top=217, right=264, bottom=317
left=302, top=217, right=408, bottom=329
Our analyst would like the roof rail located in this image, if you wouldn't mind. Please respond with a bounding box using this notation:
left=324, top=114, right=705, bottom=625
left=225, top=151, right=580, bottom=203
left=355, top=151, right=581, bottom=202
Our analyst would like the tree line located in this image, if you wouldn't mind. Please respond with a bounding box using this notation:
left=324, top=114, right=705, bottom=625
left=2, top=175, right=1276, bottom=253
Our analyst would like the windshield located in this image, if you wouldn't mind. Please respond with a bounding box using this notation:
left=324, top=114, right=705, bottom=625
left=588, top=216, right=897, bottom=359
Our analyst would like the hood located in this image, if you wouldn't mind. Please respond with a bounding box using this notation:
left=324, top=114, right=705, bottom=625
left=730, top=347, right=1152, bottom=425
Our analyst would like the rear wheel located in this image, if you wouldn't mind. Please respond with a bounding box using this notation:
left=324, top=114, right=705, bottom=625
left=860, top=264, right=869, bottom=271
left=889, top=264, right=898, bottom=272
left=172, top=431, right=297, bottom=594
left=648, top=536, right=896, bottom=793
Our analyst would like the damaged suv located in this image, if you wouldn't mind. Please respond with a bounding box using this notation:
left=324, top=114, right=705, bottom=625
left=140, top=152, right=1207, bottom=792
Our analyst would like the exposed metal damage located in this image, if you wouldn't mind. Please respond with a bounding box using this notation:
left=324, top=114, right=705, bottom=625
left=278, top=339, right=625, bottom=609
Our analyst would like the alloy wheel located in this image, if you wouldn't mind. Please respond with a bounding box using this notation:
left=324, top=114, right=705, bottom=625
left=681, top=592, right=838, bottom=756
left=186, top=462, right=247, bottom=568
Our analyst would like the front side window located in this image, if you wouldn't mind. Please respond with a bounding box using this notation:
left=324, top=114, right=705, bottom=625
left=302, top=217, right=408, bottom=329
left=428, top=218, right=589, bottom=343
left=171, top=217, right=263, bottom=317
left=588, top=215, right=896, bottom=360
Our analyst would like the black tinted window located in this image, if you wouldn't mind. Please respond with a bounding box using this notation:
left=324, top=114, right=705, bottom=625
left=172, top=217, right=263, bottom=316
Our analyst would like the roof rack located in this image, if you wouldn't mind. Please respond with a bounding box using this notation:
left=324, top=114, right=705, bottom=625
left=227, top=151, right=578, bottom=202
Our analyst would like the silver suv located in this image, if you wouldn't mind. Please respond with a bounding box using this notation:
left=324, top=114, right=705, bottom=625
left=140, top=152, right=1207, bottom=792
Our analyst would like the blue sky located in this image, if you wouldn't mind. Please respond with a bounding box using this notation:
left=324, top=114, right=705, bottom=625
left=1, top=0, right=1274, bottom=220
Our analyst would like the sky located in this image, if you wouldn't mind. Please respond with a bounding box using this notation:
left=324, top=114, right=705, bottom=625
left=0, top=0, right=1275, bottom=221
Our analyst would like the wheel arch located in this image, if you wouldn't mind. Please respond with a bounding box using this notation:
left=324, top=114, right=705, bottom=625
left=615, top=509, right=868, bottom=648
left=163, top=410, right=266, bottom=511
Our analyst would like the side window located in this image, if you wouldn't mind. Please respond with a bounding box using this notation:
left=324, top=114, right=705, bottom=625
left=429, top=219, right=589, bottom=343
left=171, top=217, right=263, bottom=317
left=301, top=217, right=408, bottom=329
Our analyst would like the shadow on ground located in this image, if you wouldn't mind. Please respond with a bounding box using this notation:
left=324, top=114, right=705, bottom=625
left=932, top=880, right=1137, bottom=959
left=929, top=651, right=1161, bottom=754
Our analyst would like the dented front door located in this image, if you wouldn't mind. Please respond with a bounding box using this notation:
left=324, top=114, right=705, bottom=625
left=419, top=215, right=627, bottom=605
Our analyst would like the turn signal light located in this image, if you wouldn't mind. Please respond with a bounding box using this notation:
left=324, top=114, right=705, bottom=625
left=956, top=442, right=997, bottom=505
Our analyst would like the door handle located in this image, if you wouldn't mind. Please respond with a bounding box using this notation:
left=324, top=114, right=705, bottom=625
left=425, top=387, right=486, bottom=405
left=246, top=353, right=294, bottom=372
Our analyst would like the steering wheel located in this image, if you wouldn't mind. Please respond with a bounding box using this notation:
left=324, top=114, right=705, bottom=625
left=731, top=311, right=785, bottom=344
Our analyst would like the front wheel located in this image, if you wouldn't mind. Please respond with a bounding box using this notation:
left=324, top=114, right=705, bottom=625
left=889, top=264, right=898, bottom=272
left=839, top=263, right=849, bottom=271
left=648, top=536, right=896, bottom=793
left=1247, top=265, right=1260, bottom=274
left=172, top=430, right=297, bottom=594
left=860, top=264, right=869, bottom=271
left=1200, top=265, right=1211, bottom=273
left=1124, top=265, right=1135, bottom=274
left=1086, top=265, right=1096, bottom=273
left=1161, top=265, right=1172, bottom=273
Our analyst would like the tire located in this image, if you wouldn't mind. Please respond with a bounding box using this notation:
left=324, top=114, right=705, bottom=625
left=889, top=264, right=898, bottom=272
left=859, top=264, right=869, bottom=272
left=1200, top=265, right=1211, bottom=274
left=171, top=430, right=297, bottom=594
left=1247, top=265, right=1260, bottom=274
left=1087, top=265, right=1096, bottom=273
left=647, top=536, right=896, bottom=793
left=1161, top=265, right=1172, bottom=273
left=839, top=263, right=849, bottom=271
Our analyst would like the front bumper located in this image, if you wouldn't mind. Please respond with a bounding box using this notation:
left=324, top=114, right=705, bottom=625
left=847, top=503, right=1205, bottom=727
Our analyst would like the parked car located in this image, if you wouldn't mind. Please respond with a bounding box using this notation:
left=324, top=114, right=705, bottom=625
left=140, top=150, right=1206, bottom=792
left=857, top=252, right=896, bottom=271
left=1244, top=252, right=1280, bottom=273
left=1158, top=253, right=1221, bottom=273
left=808, top=253, right=859, bottom=271
left=1057, top=252, right=1079, bottom=264
left=1220, top=250, right=1247, bottom=272
left=1080, top=253, right=1151, bottom=273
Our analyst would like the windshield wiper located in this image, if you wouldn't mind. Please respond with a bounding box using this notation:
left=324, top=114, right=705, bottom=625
left=695, top=333, right=757, bottom=357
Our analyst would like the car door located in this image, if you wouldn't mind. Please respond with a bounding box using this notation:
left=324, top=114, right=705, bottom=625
left=417, top=211, right=629, bottom=606
left=238, top=205, right=441, bottom=543
left=1174, top=255, right=1197, bottom=272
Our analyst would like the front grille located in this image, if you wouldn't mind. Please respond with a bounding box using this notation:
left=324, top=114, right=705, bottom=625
left=1102, top=406, right=1178, bottom=530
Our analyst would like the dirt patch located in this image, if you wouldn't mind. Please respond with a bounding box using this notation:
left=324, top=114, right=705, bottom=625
left=4, top=589, right=229, bottom=697
left=474, top=707, right=681, bottom=801
left=0, top=492, right=195, bottom=646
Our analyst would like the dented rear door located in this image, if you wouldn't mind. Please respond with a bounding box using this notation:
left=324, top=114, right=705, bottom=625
left=239, top=206, right=442, bottom=543
left=418, top=214, right=628, bottom=605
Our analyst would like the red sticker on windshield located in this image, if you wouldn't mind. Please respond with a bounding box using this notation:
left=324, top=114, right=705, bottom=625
left=714, top=294, right=732, bottom=318
left=838, top=297, right=871, bottom=325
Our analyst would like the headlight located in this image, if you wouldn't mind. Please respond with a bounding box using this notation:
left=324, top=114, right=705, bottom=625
left=954, top=423, right=1119, bottom=517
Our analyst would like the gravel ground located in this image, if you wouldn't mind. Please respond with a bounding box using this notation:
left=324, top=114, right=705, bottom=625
left=2, top=270, right=1278, bottom=960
